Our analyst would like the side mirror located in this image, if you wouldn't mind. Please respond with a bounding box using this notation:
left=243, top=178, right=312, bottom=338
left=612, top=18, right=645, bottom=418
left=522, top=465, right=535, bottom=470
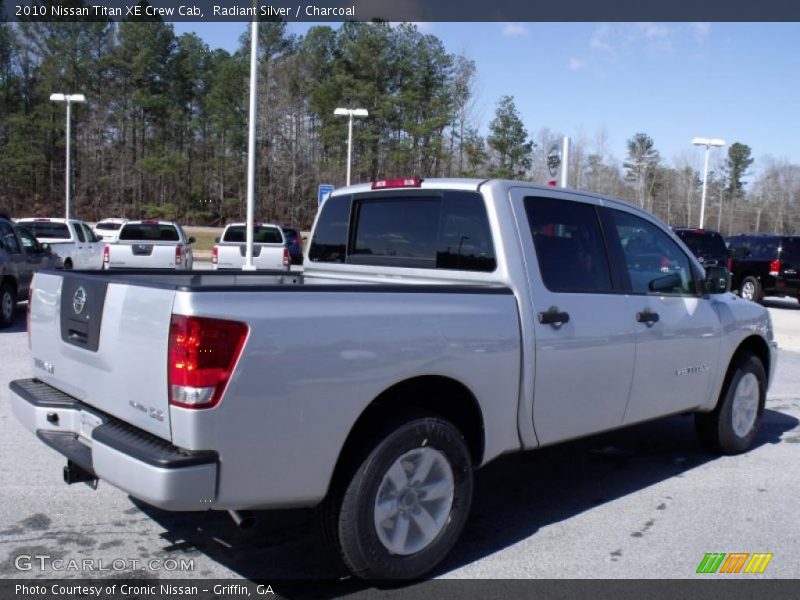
left=705, top=266, right=731, bottom=294
left=188, top=236, right=196, bottom=245
left=649, top=272, right=683, bottom=293
left=214, top=237, right=220, bottom=243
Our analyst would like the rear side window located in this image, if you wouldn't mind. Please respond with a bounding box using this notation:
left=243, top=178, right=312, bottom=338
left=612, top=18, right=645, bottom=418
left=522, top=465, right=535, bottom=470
left=223, top=226, right=284, bottom=244
left=780, top=238, right=800, bottom=261
left=525, top=197, right=612, bottom=293
left=749, top=238, right=780, bottom=260
left=120, top=224, right=179, bottom=242
left=73, top=223, right=85, bottom=243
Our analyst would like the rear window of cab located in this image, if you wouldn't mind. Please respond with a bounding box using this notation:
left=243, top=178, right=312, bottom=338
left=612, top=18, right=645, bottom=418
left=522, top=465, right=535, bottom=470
left=222, top=226, right=284, bottom=244
left=119, top=224, right=179, bottom=242
left=309, top=190, right=496, bottom=272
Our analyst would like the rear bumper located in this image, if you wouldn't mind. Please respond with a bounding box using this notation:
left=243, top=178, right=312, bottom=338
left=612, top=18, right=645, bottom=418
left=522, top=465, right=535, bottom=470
left=9, top=378, right=217, bottom=511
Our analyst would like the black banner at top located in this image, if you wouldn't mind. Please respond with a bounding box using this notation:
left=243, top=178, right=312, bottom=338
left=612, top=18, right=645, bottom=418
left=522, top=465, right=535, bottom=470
left=2, top=0, right=800, bottom=23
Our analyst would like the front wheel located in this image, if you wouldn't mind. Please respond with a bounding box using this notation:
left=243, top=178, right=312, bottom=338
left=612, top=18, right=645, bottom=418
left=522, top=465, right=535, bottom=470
left=322, top=415, right=474, bottom=580
left=696, top=353, right=766, bottom=455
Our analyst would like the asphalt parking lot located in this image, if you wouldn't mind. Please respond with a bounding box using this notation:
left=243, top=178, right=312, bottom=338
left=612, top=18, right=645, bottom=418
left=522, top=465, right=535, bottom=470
left=1, top=287, right=799, bottom=583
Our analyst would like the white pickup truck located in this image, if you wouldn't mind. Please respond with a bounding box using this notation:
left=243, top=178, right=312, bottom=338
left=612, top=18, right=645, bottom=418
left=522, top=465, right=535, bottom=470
left=103, top=220, right=194, bottom=270
left=16, top=218, right=104, bottom=270
left=212, top=222, right=289, bottom=270
left=10, top=178, right=777, bottom=580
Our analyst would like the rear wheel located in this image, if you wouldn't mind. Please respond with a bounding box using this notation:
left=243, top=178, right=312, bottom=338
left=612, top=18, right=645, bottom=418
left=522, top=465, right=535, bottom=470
left=0, top=281, right=16, bottom=328
left=696, top=353, right=766, bottom=454
left=321, top=415, right=474, bottom=580
left=63, top=258, right=73, bottom=270
left=739, top=276, right=763, bottom=303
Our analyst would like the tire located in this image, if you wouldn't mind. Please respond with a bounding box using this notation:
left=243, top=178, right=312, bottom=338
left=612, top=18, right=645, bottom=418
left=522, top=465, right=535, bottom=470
left=321, top=415, right=474, bottom=580
left=696, top=353, right=766, bottom=455
left=63, top=259, right=73, bottom=270
left=0, top=281, right=17, bottom=329
left=739, top=276, right=763, bottom=303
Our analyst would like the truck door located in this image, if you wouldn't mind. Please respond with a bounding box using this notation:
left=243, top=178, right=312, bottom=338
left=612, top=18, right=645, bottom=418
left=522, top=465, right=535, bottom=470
left=512, top=192, right=636, bottom=445
left=601, top=208, right=722, bottom=424
left=72, top=221, right=86, bottom=269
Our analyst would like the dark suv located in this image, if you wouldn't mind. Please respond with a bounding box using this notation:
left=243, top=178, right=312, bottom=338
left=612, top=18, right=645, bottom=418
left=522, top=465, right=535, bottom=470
left=672, top=228, right=730, bottom=270
left=280, top=225, right=304, bottom=265
left=727, top=233, right=800, bottom=303
left=0, top=215, right=61, bottom=327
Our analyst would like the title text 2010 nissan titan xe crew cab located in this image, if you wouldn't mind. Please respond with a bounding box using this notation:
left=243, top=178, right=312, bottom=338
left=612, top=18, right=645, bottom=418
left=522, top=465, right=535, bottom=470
left=10, top=178, right=777, bottom=579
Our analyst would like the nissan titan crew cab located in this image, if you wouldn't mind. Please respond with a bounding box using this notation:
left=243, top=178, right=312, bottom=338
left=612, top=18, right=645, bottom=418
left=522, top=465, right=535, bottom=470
left=11, top=178, right=777, bottom=580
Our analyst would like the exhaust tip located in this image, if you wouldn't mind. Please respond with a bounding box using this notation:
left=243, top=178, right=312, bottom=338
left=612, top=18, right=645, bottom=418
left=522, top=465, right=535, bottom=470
left=228, top=510, right=255, bottom=529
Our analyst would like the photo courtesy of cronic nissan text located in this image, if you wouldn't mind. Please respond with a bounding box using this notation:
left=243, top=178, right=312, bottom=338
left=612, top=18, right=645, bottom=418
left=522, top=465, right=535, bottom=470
left=1, top=1, right=799, bottom=599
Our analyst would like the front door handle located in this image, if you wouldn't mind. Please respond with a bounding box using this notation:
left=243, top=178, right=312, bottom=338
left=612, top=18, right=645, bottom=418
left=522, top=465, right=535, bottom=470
left=636, top=310, right=660, bottom=325
left=538, top=307, right=570, bottom=326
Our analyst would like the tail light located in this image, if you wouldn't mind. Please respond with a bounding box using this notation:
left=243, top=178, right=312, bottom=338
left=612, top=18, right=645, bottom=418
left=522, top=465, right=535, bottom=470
left=726, top=257, right=733, bottom=271
left=168, top=315, right=248, bottom=409
left=661, top=256, right=671, bottom=271
left=103, top=245, right=110, bottom=266
left=175, top=245, right=182, bottom=265
left=212, top=245, right=218, bottom=265
left=27, top=287, right=32, bottom=349
left=283, top=247, right=290, bottom=269
left=769, top=259, right=781, bottom=276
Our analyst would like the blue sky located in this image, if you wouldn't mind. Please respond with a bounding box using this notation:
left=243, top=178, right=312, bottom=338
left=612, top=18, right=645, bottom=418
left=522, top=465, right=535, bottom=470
left=173, top=22, right=800, bottom=177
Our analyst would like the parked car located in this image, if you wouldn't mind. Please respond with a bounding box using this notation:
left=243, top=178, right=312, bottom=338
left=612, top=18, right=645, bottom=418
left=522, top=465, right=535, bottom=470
left=16, top=218, right=104, bottom=270
left=93, top=218, right=128, bottom=244
left=727, top=233, right=800, bottom=303
left=0, top=215, right=60, bottom=328
left=280, top=225, right=304, bottom=265
left=212, top=222, right=289, bottom=271
left=104, top=220, right=194, bottom=270
left=672, top=228, right=730, bottom=270
left=11, top=178, right=776, bottom=580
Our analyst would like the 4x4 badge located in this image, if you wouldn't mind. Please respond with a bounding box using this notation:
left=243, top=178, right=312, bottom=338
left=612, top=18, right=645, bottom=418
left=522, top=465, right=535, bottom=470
left=72, top=287, right=87, bottom=315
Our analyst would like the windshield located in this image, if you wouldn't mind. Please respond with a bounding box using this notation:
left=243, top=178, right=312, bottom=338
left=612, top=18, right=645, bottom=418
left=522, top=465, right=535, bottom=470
left=223, top=226, right=284, bottom=244
left=97, top=222, right=124, bottom=231
left=119, top=223, right=179, bottom=242
left=23, top=222, right=71, bottom=240
left=676, top=231, right=727, bottom=257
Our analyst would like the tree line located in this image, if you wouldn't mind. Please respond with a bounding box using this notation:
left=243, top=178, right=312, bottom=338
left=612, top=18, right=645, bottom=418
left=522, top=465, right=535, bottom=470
left=1, top=12, right=798, bottom=234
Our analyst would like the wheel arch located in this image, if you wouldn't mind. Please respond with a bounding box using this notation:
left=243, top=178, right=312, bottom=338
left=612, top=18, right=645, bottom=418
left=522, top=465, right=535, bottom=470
left=329, top=375, right=486, bottom=493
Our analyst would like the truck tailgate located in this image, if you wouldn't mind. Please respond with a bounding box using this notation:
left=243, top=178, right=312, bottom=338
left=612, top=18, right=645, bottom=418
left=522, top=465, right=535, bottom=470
left=108, top=243, right=178, bottom=269
left=216, top=244, right=285, bottom=270
left=29, top=271, right=175, bottom=440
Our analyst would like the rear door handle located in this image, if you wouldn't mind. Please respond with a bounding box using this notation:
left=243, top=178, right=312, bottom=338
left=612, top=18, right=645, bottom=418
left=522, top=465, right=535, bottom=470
left=538, top=307, right=570, bottom=326
left=636, top=310, right=660, bottom=325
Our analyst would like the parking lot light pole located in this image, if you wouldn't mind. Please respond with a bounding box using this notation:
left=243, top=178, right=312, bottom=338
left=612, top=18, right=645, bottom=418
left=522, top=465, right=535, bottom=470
left=50, top=93, right=86, bottom=221
left=692, top=137, right=725, bottom=229
left=334, top=107, right=368, bottom=186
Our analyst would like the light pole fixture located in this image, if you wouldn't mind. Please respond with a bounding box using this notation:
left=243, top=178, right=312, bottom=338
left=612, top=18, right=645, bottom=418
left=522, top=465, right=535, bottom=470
left=334, top=107, right=368, bottom=186
left=50, top=93, right=86, bottom=221
left=692, top=137, right=725, bottom=229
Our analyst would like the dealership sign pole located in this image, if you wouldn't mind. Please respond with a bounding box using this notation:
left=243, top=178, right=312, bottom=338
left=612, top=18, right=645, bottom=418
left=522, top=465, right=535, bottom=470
left=243, top=10, right=258, bottom=271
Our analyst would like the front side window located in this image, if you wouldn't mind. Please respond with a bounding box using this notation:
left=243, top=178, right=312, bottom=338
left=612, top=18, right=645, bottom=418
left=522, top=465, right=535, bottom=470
left=525, top=197, right=613, bottom=293
left=0, top=222, right=21, bottom=254
left=611, top=211, right=694, bottom=295
left=16, top=228, right=38, bottom=251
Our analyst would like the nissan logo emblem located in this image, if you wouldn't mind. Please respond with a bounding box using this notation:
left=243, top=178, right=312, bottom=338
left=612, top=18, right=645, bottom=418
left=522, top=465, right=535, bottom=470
left=72, top=287, right=87, bottom=315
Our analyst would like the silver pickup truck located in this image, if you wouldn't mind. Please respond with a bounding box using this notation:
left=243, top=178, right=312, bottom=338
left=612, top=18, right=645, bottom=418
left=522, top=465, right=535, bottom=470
left=103, top=220, right=194, bottom=270
left=10, top=178, right=777, bottom=579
